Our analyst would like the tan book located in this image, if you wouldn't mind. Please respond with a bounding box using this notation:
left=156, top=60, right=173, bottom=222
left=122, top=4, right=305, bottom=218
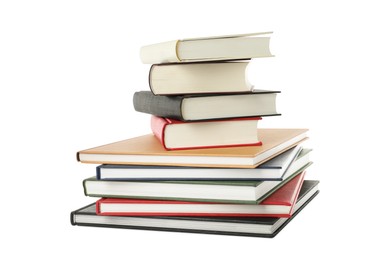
left=77, top=128, right=308, bottom=168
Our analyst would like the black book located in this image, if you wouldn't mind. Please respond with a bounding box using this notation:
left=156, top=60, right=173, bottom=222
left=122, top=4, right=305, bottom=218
left=70, top=180, right=319, bottom=238
left=133, top=90, right=280, bottom=122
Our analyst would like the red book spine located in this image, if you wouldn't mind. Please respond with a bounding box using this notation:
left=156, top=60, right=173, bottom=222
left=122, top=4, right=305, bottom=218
left=96, top=198, right=103, bottom=214
left=150, top=116, right=169, bottom=149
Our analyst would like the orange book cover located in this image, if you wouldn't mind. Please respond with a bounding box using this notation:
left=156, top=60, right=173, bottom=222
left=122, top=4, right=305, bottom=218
left=77, top=128, right=308, bottom=168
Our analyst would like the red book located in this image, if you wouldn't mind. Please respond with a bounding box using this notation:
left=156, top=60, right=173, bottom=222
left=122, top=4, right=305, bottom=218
left=96, top=172, right=305, bottom=218
left=151, top=116, right=262, bottom=150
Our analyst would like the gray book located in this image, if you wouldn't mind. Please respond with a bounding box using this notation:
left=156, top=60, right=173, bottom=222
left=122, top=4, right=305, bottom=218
left=133, top=90, right=280, bottom=121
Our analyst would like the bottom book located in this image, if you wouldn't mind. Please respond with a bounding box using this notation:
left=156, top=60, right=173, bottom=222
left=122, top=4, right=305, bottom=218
left=70, top=180, right=319, bottom=238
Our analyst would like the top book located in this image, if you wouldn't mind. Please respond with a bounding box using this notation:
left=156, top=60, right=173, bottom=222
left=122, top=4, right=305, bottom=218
left=140, top=32, right=274, bottom=64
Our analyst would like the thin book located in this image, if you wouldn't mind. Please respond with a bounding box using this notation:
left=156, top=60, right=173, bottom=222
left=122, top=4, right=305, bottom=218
left=96, top=146, right=310, bottom=181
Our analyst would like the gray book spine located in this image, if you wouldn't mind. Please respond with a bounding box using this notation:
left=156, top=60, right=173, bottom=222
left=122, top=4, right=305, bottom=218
left=133, top=91, right=184, bottom=120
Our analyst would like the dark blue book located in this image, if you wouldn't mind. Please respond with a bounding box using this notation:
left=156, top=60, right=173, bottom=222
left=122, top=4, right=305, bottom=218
left=96, top=146, right=310, bottom=181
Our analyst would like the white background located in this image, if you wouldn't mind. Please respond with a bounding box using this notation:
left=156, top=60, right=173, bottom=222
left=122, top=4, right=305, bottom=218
left=1, top=0, right=389, bottom=259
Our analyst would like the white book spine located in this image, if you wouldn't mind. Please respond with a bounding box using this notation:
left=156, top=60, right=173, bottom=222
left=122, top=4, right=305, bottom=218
left=140, top=40, right=179, bottom=64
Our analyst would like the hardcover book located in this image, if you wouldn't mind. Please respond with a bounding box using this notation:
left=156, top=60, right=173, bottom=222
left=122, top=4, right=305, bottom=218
left=83, top=163, right=311, bottom=204
left=71, top=180, right=319, bottom=238
left=140, top=32, right=273, bottom=64
left=96, top=146, right=310, bottom=181
left=148, top=61, right=253, bottom=95
left=133, top=90, right=280, bottom=121
left=77, top=128, right=309, bottom=168
left=96, top=172, right=306, bottom=217
left=151, top=116, right=262, bottom=150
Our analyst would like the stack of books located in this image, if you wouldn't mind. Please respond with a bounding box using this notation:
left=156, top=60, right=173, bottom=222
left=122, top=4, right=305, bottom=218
left=71, top=32, right=319, bottom=238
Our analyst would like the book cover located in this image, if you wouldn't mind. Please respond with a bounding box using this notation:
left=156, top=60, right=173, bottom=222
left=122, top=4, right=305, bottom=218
left=95, top=171, right=305, bottom=217
left=71, top=180, right=319, bottom=238
left=77, top=128, right=309, bottom=168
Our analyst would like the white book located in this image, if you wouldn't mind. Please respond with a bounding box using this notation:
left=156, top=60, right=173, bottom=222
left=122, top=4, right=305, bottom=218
left=149, top=61, right=253, bottom=95
left=140, top=32, right=273, bottom=64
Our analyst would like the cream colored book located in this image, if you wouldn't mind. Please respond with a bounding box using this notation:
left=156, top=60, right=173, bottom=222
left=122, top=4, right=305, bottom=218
left=77, top=128, right=308, bottom=168
left=140, top=32, right=273, bottom=64
left=149, top=61, right=252, bottom=95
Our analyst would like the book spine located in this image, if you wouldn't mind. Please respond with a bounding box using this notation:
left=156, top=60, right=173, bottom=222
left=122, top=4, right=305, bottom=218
left=70, top=211, right=76, bottom=225
left=148, top=65, right=155, bottom=94
left=133, top=91, right=185, bottom=120
left=150, top=116, right=168, bottom=149
left=140, top=40, right=179, bottom=64
left=82, top=179, right=89, bottom=196
left=96, top=165, right=102, bottom=180
left=95, top=199, right=103, bottom=214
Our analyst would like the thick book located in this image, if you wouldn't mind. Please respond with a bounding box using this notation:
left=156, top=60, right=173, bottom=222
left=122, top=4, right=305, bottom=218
left=96, top=146, right=310, bottom=181
left=83, top=163, right=312, bottom=204
left=151, top=116, right=262, bottom=150
left=133, top=90, right=280, bottom=121
left=71, top=180, right=319, bottom=238
left=140, top=32, right=273, bottom=64
left=77, top=128, right=309, bottom=168
left=96, top=172, right=305, bottom=217
left=149, top=61, right=253, bottom=95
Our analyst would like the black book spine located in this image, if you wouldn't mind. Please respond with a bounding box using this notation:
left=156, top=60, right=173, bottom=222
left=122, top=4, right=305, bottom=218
left=96, top=165, right=102, bottom=180
left=133, top=91, right=184, bottom=120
